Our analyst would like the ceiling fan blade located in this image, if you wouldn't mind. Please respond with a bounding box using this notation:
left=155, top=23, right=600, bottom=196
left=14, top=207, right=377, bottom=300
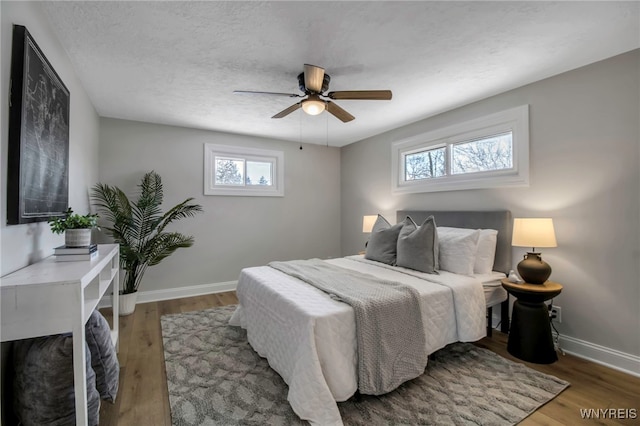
left=234, top=90, right=302, bottom=98
left=326, top=101, right=355, bottom=123
left=304, top=64, right=325, bottom=93
left=272, top=102, right=302, bottom=119
left=327, top=90, right=392, bottom=100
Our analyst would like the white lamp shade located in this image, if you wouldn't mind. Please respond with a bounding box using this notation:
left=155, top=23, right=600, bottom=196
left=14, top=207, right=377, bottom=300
left=362, top=215, right=378, bottom=233
left=512, top=218, right=557, bottom=249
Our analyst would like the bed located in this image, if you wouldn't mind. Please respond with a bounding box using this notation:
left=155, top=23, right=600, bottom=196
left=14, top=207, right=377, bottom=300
left=401, top=210, right=512, bottom=338
left=229, top=210, right=512, bottom=425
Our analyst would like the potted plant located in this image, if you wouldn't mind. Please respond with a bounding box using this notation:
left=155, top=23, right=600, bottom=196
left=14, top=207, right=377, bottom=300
left=48, top=208, right=99, bottom=247
left=91, top=171, right=203, bottom=315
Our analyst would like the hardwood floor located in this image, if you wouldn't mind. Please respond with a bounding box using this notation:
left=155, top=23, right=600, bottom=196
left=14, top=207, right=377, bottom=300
left=100, top=292, right=639, bottom=425
left=476, top=335, right=639, bottom=425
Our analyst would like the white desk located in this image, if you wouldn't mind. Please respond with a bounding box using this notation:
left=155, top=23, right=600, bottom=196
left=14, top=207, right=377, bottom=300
left=1, top=244, right=120, bottom=426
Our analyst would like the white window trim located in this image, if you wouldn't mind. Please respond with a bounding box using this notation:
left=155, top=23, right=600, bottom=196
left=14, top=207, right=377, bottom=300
left=392, top=105, right=529, bottom=194
left=204, top=143, right=284, bottom=197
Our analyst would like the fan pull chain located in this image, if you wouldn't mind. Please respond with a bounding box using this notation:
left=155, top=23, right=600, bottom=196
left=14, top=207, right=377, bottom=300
left=326, top=109, right=329, bottom=148
left=299, top=108, right=303, bottom=150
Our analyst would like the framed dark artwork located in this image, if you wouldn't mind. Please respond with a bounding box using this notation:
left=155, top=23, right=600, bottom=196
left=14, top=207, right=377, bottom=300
left=7, top=25, right=70, bottom=225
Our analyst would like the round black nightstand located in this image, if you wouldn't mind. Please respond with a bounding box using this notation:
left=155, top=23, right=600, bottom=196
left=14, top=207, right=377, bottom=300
left=501, top=279, right=563, bottom=364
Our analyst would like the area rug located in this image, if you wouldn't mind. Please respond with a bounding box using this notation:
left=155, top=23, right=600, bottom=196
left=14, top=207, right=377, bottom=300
left=161, top=305, right=569, bottom=425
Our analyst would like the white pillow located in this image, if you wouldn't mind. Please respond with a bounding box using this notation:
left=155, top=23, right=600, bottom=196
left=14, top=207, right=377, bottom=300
left=437, top=228, right=481, bottom=275
left=475, top=229, right=498, bottom=274
left=438, top=227, right=498, bottom=274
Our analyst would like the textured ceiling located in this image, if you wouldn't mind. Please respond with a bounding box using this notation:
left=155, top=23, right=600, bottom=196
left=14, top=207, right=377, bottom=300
left=42, top=1, right=639, bottom=147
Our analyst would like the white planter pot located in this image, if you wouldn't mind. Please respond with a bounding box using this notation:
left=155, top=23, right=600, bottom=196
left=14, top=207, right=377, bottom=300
left=65, top=229, right=92, bottom=247
left=119, top=292, right=138, bottom=316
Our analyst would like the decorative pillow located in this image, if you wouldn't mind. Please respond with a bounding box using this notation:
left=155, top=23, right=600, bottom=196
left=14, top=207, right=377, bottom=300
left=12, top=334, right=101, bottom=426
left=474, top=229, right=498, bottom=274
left=365, top=215, right=406, bottom=265
left=437, top=227, right=481, bottom=275
left=86, top=310, right=120, bottom=402
left=396, top=216, right=438, bottom=274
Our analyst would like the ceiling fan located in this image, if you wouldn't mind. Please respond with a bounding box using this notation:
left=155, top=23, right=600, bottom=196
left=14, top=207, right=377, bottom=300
left=234, top=64, right=392, bottom=123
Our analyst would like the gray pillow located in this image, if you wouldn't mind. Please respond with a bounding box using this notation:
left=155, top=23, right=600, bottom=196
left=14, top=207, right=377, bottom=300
left=396, top=215, right=439, bottom=274
left=86, top=310, right=120, bottom=402
left=365, top=215, right=408, bottom=265
left=12, top=334, right=100, bottom=426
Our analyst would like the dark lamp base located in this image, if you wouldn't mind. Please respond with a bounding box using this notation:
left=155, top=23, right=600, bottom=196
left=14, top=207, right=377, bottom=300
left=517, top=252, right=551, bottom=284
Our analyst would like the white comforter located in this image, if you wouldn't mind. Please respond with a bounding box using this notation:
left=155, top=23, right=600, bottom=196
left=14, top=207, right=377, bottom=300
left=228, top=256, right=487, bottom=425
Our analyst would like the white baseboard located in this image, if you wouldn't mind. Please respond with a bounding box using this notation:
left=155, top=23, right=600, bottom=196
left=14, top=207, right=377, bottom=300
left=554, top=332, right=640, bottom=378
left=98, top=280, right=237, bottom=308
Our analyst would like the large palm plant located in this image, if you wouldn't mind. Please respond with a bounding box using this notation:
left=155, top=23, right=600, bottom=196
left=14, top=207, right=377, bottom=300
left=91, top=171, right=203, bottom=294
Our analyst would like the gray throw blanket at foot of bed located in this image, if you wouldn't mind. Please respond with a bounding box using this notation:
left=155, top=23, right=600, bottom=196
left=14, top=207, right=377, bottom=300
left=269, top=259, right=428, bottom=395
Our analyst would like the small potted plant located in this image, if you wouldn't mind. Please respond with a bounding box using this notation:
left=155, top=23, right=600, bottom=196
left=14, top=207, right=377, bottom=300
left=48, top=208, right=99, bottom=247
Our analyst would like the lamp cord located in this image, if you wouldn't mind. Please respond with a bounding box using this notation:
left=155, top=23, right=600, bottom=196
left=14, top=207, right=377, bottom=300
left=548, top=299, right=565, bottom=356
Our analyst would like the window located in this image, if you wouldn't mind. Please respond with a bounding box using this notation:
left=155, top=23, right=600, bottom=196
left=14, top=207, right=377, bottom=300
left=204, top=144, right=284, bottom=196
left=404, top=146, right=446, bottom=181
left=392, top=105, right=529, bottom=193
left=451, top=132, right=513, bottom=175
left=213, top=158, right=273, bottom=186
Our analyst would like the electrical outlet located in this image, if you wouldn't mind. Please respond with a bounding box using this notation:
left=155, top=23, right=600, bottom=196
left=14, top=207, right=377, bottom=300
left=550, top=305, right=562, bottom=323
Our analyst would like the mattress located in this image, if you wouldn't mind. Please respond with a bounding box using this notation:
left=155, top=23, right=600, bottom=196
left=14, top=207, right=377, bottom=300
left=229, top=256, right=496, bottom=425
left=475, top=271, right=508, bottom=307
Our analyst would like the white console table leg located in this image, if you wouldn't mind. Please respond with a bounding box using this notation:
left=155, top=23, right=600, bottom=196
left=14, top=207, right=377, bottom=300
left=113, top=270, right=120, bottom=352
left=73, top=305, right=89, bottom=426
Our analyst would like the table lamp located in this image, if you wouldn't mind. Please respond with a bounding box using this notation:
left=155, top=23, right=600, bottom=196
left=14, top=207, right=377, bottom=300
left=362, top=215, right=377, bottom=233
left=511, top=218, right=557, bottom=284
left=362, top=215, right=377, bottom=249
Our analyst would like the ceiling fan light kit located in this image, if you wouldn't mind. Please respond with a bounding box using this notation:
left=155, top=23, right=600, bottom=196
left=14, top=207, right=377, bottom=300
left=301, top=95, right=325, bottom=115
left=234, top=64, right=392, bottom=122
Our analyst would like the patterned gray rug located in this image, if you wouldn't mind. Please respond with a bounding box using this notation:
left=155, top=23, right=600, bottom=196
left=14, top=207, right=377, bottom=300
left=161, top=305, right=569, bottom=425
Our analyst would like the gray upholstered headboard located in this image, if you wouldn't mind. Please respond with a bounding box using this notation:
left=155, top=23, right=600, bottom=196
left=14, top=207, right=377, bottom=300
left=396, top=210, right=512, bottom=274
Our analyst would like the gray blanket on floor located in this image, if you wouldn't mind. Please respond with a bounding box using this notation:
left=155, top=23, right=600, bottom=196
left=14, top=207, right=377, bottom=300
left=269, top=258, right=428, bottom=395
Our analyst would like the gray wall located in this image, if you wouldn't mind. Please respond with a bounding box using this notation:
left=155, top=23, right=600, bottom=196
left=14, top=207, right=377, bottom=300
left=1, top=1, right=101, bottom=276
left=98, top=118, right=341, bottom=292
left=341, top=50, right=640, bottom=360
